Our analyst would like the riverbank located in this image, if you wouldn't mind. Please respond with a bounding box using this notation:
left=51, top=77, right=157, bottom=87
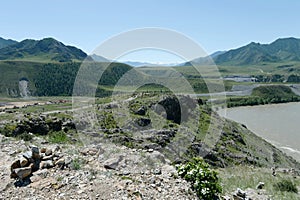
left=218, top=102, right=300, bottom=162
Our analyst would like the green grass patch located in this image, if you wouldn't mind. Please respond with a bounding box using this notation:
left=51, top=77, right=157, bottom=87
left=218, top=166, right=300, bottom=200
left=70, top=158, right=82, bottom=170
left=47, top=130, right=70, bottom=144
left=274, top=179, right=298, bottom=193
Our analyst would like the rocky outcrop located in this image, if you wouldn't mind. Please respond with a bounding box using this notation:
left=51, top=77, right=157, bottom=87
left=11, top=115, right=76, bottom=137
left=155, top=95, right=197, bottom=124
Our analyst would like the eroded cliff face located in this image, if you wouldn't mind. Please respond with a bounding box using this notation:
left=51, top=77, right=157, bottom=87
left=19, top=79, right=30, bottom=98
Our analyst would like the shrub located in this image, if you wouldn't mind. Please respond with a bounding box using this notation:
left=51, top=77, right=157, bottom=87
left=47, top=131, right=69, bottom=143
left=70, top=158, right=82, bottom=170
left=0, top=124, right=17, bottom=137
left=273, top=179, right=298, bottom=193
left=17, top=133, right=33, bottom=141
left=177, top=157, right=222, bottom=199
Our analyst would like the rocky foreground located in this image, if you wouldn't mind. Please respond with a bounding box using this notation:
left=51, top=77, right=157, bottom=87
left=0, top=95, right=299, bottom=199
left=0, top=133, right=293, bottom=200
left=0, top=134, right=200, bottom=199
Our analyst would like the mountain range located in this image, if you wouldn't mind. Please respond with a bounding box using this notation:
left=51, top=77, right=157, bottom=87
left=0, top=37, right=18, bottom=49
left=1, top=36, right=300, bottom=66
left=0, top=37, right=86, bottom=62
left=189, top=37, right=300, bottom=66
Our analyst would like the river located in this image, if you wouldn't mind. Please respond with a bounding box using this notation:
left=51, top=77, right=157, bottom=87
left=218, top=102, right=300, bottom=162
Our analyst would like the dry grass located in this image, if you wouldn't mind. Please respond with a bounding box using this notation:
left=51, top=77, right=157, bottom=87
left=218, top=165, right=300, bottom=200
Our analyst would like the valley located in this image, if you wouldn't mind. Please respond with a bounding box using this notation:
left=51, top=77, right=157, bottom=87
left=1, top=36, right=300, bottom=199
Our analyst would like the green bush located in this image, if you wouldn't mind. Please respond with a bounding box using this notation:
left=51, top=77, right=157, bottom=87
left=273, top=179, right=298, bottom=193
left=70, top=158, right=82, bottom=170
left=47, top=131, right=69, bottom=143
left=0, top=124, right=17, bottom=137
left=17, top=133, right=33, bottom=141
left=177, top=157, right=222, bottom=199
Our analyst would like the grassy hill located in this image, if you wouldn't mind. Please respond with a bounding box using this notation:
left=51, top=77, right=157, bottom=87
left=183, top=37, right=300, bottom=66
left=215, top=38, right=300, bottom=66
left=0, top=38, right=87, bottom=62
left=0, top=60, right=145, bottom=97
left=252, top=85, right=296, bottom=98
left=227, top=85, right=300, bottom=107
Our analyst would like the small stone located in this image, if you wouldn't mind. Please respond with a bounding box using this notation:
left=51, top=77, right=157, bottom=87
left=77, top=190, right=84, bottom=194
left=30, top=174, right=42, bottom=183
left=54, top=158, right=65, bottom=167
left=20, top=157, right=29, bottom=167
left=148, top=149, right=154, bottom=153
left=88, top=148, right=98, bottom=156
left=32, top=169, right=49, bottom=178
left=31, top=146, right=40, bottom=160
left=53, top=146, right=61, bottom=152
left=40, top=160, right=54, bottom=169
left=153, top=168, right=162, bottom=175
left=256, top=182, right=265, bottom=189
left=23, top=151, right=33, bottom=161
left=40, top=147, right=47, bottom=153
left=14, top=167, right=32, bottom=179
left=64, top=156, right=72, bottom=166
left=104, top=156, right=122, bottom=170
left=11, top=160, right=21, bottom=171
left=45, top=149, right=52, bottom=156
left=10, top=160, right=21, bottom=178
left=222, top=195, right=231, bottom=200
left=31, top=160, right=40, bottom=171
left=8, top=150, right=16, bottom=156
left=234, top=188, right=246, bottom=198
left=42, top=155, right=53, bottom=161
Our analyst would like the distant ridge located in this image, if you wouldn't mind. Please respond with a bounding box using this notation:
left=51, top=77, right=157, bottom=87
left=184, top=37, right=300, bottom=66
left=0, top=37, right=87, bottom=62
left=0, top=37, right=18, bottom=49
left=215, top=37, right=300, bottom=65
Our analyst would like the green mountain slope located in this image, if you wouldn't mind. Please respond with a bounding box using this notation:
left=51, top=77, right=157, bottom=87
left=0, top=37, right=18, bottom=49
left=0, top=38, right=87, bottom=62
left=0, top=60, right=139, bottom=97
left=215, top=42, right=279, bottom=65
left=185, top=37, right=300, bottom=66
left=267, top=37, right=300, bottom=61
left=214, top=37, right=300, bottom=65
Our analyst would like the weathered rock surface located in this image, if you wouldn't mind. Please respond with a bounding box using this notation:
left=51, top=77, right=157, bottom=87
left=13, top=167, right=32, bottom=179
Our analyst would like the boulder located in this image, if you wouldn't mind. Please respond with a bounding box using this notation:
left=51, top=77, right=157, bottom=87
left=104, top=156, right=123, bottom=170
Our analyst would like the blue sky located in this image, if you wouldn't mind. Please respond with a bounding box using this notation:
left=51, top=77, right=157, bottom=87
left=1, top=0, right=300, bottom=63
